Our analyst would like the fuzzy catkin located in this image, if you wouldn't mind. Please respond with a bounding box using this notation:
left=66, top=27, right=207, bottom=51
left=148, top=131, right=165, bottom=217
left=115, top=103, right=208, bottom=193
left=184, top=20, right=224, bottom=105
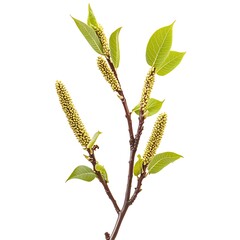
left=55, top=81, right=91, bottom=147
left=140, top=68, right=156, bottom=113
left=97, top=56, right=121, bottom=91
left=94, top=25, right=110, bottom=57
left=143, top=113, right=167, bottom=165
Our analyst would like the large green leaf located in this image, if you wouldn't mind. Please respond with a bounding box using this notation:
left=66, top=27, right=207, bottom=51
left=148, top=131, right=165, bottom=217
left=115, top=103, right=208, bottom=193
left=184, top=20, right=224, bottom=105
left=95, top=164, right=108, bottom=182
left=132, top=98, right=164, bottom=117
left=157, top=51, right=186, bottom=76
left=134, top=155, right=143, bottom=176
left=66, top=165, right=96, bottom=182
left=148, top=152, right=183, bottom=174
left=87, top=4, right=99, bottom=28
left=71, top=16, right=103, bottom=54
left=87, top=131, right=102, bottom=149
left=146, top=22, right=174, bottom=70
left=109, top=27, right=122, bottom=68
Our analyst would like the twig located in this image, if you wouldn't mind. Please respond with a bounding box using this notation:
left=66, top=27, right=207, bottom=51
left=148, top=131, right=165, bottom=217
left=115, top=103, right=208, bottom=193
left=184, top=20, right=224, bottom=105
left=124, top=110, right=145, bottom=204
left=88, top=149, right=120, bottom=214
left=129, top=165, right=147, bottom=205
left=106, top=58, right=135, bottom=148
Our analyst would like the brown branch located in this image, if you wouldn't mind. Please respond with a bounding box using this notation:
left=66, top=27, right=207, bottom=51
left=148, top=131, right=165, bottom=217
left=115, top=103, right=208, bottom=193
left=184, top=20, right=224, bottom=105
left=123, top=111, right=145, bottom=203
left=108, top=168, right=147, bottom=240
left=129, top=165, right=147, bottom=205
left=109, top=111, right=145, bottom=240
left=106, top=58, right=135, bottom=148
left=104, top=58, right=148, bottom=239
left=88, top=149, right=120, bottom=214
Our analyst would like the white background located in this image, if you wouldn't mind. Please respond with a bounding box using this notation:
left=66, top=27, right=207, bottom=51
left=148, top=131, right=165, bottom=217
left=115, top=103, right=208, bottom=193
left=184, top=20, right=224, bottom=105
left=1, top=0, right=240, bottom=239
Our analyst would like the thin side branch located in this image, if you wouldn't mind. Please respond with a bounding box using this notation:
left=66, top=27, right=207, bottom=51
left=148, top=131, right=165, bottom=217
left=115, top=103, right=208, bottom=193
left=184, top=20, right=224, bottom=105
left=129, top=165, right=147, bottom=205
left=88, top=149, right=120, bottom=214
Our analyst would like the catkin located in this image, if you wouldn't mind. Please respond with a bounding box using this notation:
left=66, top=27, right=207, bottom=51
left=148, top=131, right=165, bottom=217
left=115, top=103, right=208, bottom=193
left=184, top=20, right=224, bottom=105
left=140, top=68, right=156, bottom=114
left=93, top=25, right=110, bottom=57
left=55, top=81, right=91, bottom=147
left=97, top=56, right=121, bottom=91
left=143, top=113, right=167, bottom=165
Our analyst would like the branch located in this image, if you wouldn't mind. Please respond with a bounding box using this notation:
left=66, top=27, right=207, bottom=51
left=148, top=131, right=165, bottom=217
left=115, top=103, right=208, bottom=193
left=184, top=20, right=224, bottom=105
left=106, top=58, right=135, bottom=148
left=129, top=165, right=147, bottom=205
left=101, top=52, right=151, bottom=240
left=88, top=149, right=120, bottom=214
left=109, top=111, right=145, bottom=240
left=124, top=111, right=145, bottom=203
left=104, top=56, right=148, bottom=239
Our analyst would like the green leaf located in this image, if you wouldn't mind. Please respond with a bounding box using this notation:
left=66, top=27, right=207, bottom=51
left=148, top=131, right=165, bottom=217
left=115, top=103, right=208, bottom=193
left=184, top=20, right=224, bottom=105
left=87, top=131, right=102, bottom=149
left=132, top=98, right=164, bottom=117
left=83, top=154, right=90, bottom=160
left=146, top=22, right=175, bottom=70
left=109, top=27, right=122, bottom=68
left=95, top=164, right=108, bottom=182
left=66, top=165, right=96, bottom=182
left=87, top=4, right=99, bottom=28
left=71, top=16, right=103, bottom=54
left=148, top=152, right=183, bottom=174
left=157, top=51, right=186, bottom=76
left=134, top=155, right=143, bottom=176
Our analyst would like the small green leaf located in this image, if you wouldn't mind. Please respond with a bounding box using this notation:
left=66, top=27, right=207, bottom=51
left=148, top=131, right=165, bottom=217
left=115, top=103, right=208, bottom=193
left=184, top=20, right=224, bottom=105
left=87, top=4, right=99, bottom=28
left=95, top=164, right=108, bottom=182
left=87, top=131, right=102, bottom=149
left=134, top=155, right=143, bottom=176
left=146, top=22, right=174, bottom=70
left=157, top=51, right=186, bottom=76
left=132, top=98, right=164, bottom=117
left=148, top=152, right=183, bottom=174
left=66, top=165, right=96, bottom=182
left=71, top=16, right=103, bottom=54
left=83, top=154, right=90, bottom=160
left=109, top=27, right=122, bottom=68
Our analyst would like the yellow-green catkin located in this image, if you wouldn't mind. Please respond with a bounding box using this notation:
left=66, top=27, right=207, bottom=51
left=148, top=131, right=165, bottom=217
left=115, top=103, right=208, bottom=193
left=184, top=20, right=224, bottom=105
left=97, top=56, right=121, bottom=91
left=94, top=25, right=110, bottom=57
left=143, top=113, right=167, bottom=165
left=140, top=67, right=156, bottom=114
left=55, top=81, right=91, bottom=147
